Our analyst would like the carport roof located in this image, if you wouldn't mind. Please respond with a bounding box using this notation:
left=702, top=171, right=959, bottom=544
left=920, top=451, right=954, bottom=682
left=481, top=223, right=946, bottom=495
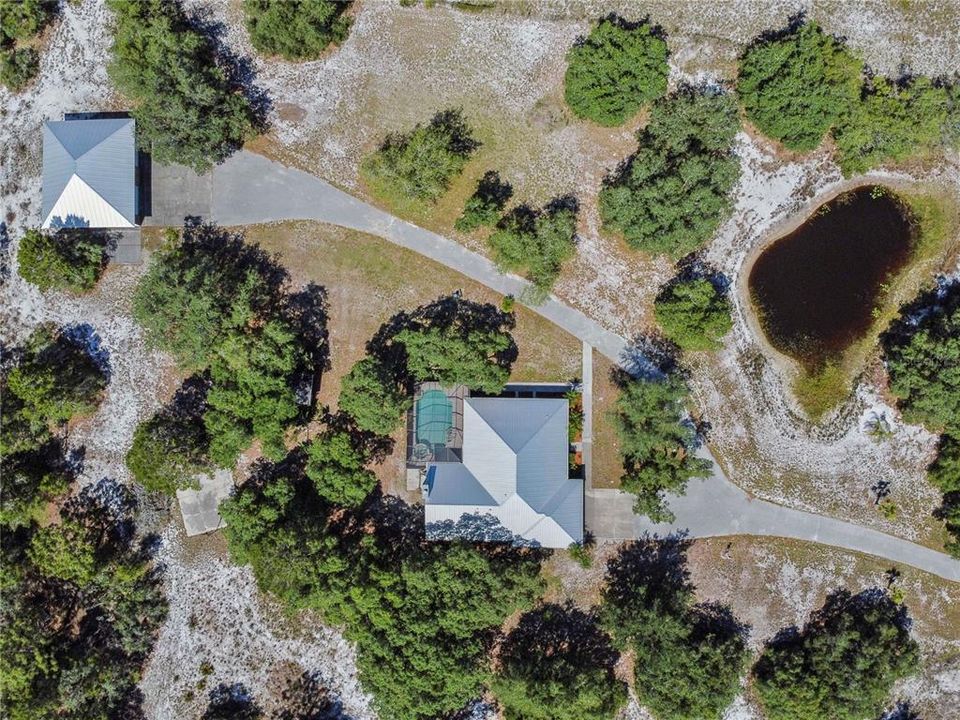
left=42, top=117, right=136, bottom=229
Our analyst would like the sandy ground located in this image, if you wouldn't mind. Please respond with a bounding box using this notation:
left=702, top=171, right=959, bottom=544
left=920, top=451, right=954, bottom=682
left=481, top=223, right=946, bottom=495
left=3, top=1, right=960, bottom=718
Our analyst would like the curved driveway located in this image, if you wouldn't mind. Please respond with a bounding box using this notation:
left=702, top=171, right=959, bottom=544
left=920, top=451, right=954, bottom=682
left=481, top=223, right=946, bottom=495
left=211, top=150, right=959, bottom=582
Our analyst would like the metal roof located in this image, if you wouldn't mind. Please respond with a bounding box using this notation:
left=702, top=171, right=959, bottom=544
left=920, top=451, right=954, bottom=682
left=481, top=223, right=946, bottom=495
left=42, top=118, right=136, bottom=229
left=425, top=397, right=583, bottom=548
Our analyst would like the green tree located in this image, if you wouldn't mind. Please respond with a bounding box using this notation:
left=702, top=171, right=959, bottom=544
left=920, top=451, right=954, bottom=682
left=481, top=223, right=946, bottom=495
left=243, top=0, right=350, bottom=60
left=362, top=109, right=479, bottom=203
left=753, top=589, right=919, bottom=720
left=928, top=433, right=960, bottom=557
left=0, top=0, right=55, bottom=43
left=6, top=324, right=108, bottom=432
left=304, top=430, right=377, bottom=507
left=133, top=226, right=282, bottom=369
left=455, top=170, right=513, bottom=232
left=612, top=373, right=710, bottom=521
left=0, top=446, right=71, bottom=529
left=126, top=409, right=213, bottom=496
left=488, top=200, right=578, bottom=295
left=107, top=0, right=258, bottom=171
left=883, top=282, right=960, bottom=432
left=564, top=16, right=669, bottom=126
left=17, top=228, right=108, bottom=293
left=600, top=539, right=747, bottom=720
left=27, top=520, right=97, bottom=585
left=0, top=46, right=38, bottom=91
left=654, top=276, right=732, bottom=351
left=738, top=20, right=862, bottom=151
left=394, top=297, right=516, bottom=394
left=833, top=75, right=952, bottom=175
left=205, top=318, right=308, bottom=465
left=599, top=86, right=741, bottom=258
left=337, top=357, right=411, bottom=436
left=491, top=603, right=627, bottom=720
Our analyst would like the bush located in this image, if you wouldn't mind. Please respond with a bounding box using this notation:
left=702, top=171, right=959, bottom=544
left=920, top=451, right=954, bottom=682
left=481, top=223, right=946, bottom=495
left=833, top=75, right=952, bottom=175
left=362, top=109, right=479, bottom=203
left=491, top=603, right=627, bottom=720
left=882, top=282, right=960, bottom=432
left=0, top=444, right=71, bottom=529
left=0, top=0, right=55, bottom=44
left=564, top=16, right=669, bottom=126
left=244, top=0, right=350, bottom=60
left=0, top=46, right=38, bottom=91
left=599, top=86, right=741, bottom=258
left=753, top=589, right=919, bottom=720
left=303, top=430, right=377, bottom=507
left=488, top=199, right=578, bottom=294
left=611, top=373, right=710, bottom=521
left=337, top=357, right=411, bottom=436
left=394, top=296, right=517, bottom=394
left=455, top=170, right=512, bottom=232
left=17, top=228, right=108, bottom=292
left=654, top=276, right=732, bottom=351
left=107, top=0, right=258, bottom=171
left=738, top=20, right=861, bottom=152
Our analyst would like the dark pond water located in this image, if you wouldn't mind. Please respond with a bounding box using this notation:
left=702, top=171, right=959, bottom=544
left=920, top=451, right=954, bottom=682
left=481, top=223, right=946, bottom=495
left=748, top=186, right=914, bottom=368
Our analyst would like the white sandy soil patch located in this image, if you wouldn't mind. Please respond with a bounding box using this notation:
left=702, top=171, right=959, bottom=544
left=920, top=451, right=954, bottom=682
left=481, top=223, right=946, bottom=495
left=140, top=523, right=376, bottom=720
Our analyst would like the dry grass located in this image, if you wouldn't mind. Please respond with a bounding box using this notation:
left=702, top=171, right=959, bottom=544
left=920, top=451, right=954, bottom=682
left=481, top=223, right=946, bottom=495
left=591, top=351, right=622, bottom=489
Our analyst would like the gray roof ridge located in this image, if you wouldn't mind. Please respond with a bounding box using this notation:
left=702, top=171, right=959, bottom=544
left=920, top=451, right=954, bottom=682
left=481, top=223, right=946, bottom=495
left=467, top=396, right=566, bottom=454
left=46, top=173, right=119, bottom=224
left=74, top=119, right=132, bottom=161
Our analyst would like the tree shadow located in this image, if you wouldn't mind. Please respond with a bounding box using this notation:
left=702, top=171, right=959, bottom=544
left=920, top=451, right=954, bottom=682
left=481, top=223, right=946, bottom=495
left=616, top=332, right=682, bottom=381
left=426, top=511, right=539, bottom=546
left=880, top=278, right=960, bottom=357
left=689, top=600, right=751, bottom=646
left=572, top=13, right=667, bottom=48
left=276, top=671, right=354, bottom=720
left=166, top=372, right=213, bottom=422
left=880, top=701, right=921, bottom=720
left=603, top=535, right=694, bottom=613
left=323, top=410, right=395, bottom=462
left=54, top=226, right=114, bottom=271
left=500, top=601, right=620, bottom=672
left=668, top=254, right=731, bottom=294
left=472, top=170, right=513, bottom=209
left=742, top=11, right=808, bottom=55
left=203, top=682, right=262, bottom=720
left=61, top=322, right=111, bottom=379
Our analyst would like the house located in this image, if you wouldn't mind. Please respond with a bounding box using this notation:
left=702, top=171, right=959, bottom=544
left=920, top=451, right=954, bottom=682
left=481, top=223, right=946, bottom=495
left=421, top=394, right=584, bottom=548
left=42, top=117, right=137, bottom=229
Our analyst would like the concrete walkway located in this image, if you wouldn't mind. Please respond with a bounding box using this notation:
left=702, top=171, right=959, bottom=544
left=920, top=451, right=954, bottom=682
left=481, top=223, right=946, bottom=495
left=211, top=150, right=960, bottom=582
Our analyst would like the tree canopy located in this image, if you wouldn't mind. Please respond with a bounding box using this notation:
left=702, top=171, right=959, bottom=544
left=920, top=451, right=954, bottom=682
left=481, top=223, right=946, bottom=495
left=455, top=170, right=513, bottom=232
left=17, top=228, right=109, bottom=293
left=564, top=15, right=669, bottom=126
left=304, top=430, right=377, bottom=507
left=753, top=589, right=919, bottom=720
left=738, top=20, right=861, bottom=152
left=491, top=603, right=627, bottom=720
left=611, top=372, right=710, bottom=521
left=337, top=356, right=411, bottom=436
left=107, top=0, right=259, bottom=171
left=599, top=86, right=741, bottom=258
left=600, top=538, right=748, bottom=720
left=0, top=0, right=55, bottom=91
left=654, top=276, right=733, bottom=351
left=362, top=109, right=479, bottom=203
left=393, top=296, right=517, bottom=394
left=488, top=199, right=578, bottom=295
left=243, top=0, right=350, bottom=61
left=220, top=459, right=544, bottom=720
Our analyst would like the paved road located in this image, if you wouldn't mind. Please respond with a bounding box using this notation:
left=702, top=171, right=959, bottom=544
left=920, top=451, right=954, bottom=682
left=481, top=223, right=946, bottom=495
left=211, top=150, right=960, bottom=582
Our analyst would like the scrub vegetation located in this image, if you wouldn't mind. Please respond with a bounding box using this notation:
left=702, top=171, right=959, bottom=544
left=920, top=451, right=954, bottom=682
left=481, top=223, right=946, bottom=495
left=16, top=228, right=109, bottom=293
left=243, top=0, right=351, bottom=61
left=0, top=0, right=55, bottom=91
left=654, top=275, right=733, bottom=352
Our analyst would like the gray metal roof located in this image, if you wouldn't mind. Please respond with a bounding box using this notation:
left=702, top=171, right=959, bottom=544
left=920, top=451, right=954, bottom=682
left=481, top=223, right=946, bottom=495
left=42, top=118, right=136, bottom=228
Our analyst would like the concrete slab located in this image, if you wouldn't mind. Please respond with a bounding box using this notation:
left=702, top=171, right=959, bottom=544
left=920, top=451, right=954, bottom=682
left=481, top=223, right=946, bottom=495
left=142, top=161, right=212, bottom=226
left=107, top=227, right=141, bottom=263
left=176, top=469, right=233, bottom=536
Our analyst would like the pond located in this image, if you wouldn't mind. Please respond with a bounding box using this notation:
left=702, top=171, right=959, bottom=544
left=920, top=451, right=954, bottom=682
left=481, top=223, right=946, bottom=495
left=748, top=186, right=915, bottom=369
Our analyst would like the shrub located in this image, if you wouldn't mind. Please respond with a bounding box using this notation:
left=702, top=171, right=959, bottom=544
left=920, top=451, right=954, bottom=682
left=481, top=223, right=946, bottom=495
left=362, top=109, right=479, bottom=203
left=337, top=357, right=411, bottom=436
left=304, top=430, right=377, bottom=507
left=488, top=199, right=578, bottom=295
left=753, top=589, right=919, bottom=720
left=107, top=0, right=258, bottom=171
left=0, top=46, right=39, bottom=91
left=599, top=86, right=741, bottom=258
left=243, top=0, right=350, bottom=60
left=0, top=445, right=71, bottom=529
left=654, top=276, right=732, bottom=351
left=738, top=20, right=861, bottom=152
left=833, top=75, right=952, bottom=175
left=127, top=410, right=212, bottom=496
left=16, top=228, right=108, bottom=292
left=564, top=16, right=669, bottom=126
left=0, top=0, right=56, bottom=44
left=455, top=170, right=512, bottom=232
left=491, top=603, right=627, bottom=720
left=611, top=373, right=710, bottom=521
